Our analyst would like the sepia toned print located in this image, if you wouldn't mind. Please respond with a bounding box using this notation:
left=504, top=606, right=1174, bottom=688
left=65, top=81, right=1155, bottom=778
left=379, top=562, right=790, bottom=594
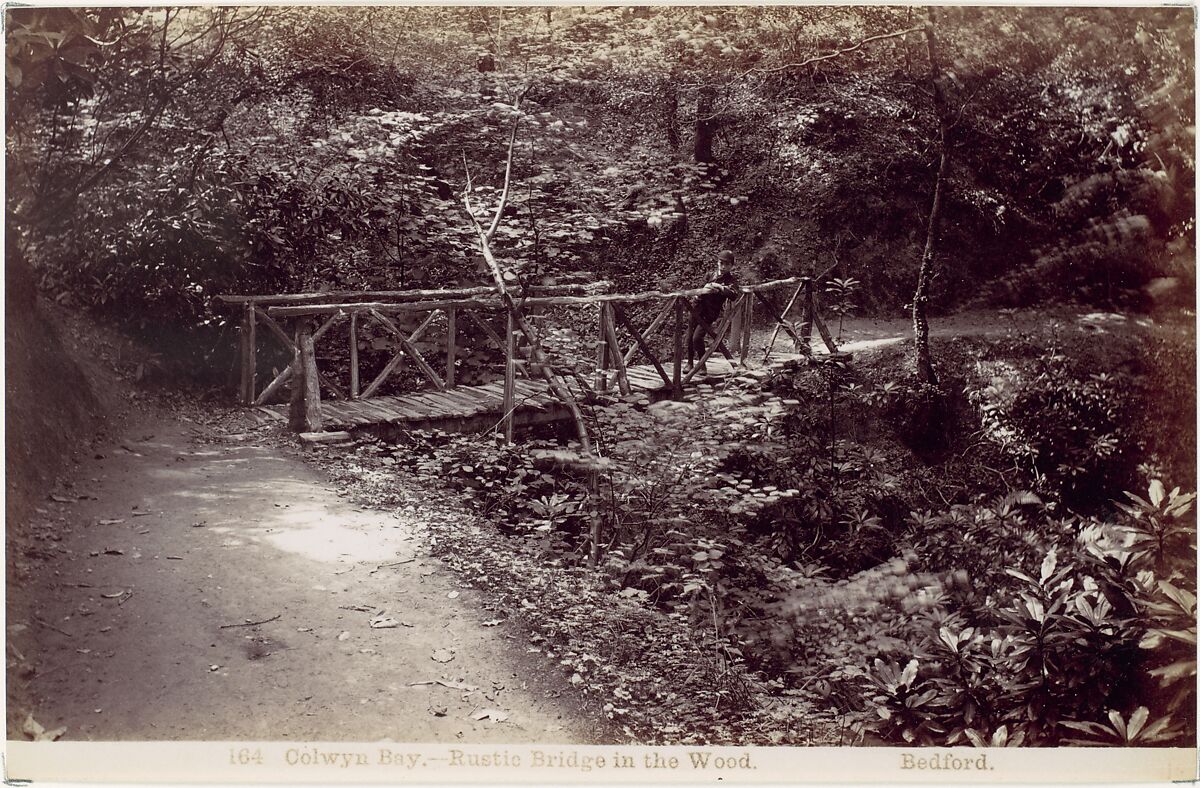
left=5, top=4, right=1196, bottom=783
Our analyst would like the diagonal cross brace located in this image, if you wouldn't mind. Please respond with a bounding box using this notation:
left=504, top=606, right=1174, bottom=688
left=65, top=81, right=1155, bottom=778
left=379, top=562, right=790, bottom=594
left=252, top=310, right=346, bottom=405
left=362, top=308, right=446, bottom=396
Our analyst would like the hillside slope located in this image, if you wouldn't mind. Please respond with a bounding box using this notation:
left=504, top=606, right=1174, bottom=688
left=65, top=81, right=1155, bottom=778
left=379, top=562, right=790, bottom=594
left=5, top=249, right=125, bottom=526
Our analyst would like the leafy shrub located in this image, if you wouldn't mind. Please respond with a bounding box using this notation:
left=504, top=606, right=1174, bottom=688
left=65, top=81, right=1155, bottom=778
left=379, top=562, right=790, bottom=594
left=862, top=480, right=1196, bottom=746
left=968, top=342, right=1139, bottom=509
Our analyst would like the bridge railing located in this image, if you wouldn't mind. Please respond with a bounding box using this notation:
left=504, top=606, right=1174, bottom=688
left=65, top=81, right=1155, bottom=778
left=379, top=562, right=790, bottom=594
left=216, top=277, right=840, bottom=427
left=213, top=282, right=610, bottom=406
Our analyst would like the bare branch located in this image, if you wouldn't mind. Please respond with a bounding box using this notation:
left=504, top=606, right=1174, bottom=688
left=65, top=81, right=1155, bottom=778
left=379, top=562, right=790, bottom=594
left=485, top=113, right=521, bottom=241
left=25, top=11, right=235, bottom=227
left=749, top=26, right=924, bottom=75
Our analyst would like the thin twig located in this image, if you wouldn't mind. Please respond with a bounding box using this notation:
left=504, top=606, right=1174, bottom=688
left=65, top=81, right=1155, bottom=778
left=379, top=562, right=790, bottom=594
left=373, top=558, right=416, bottom=571
left=485, top=88, right=530, bottom=240
left=27, top=665, right=63, bottom=684
left=34, top=617, right=73, bottom=638
left=749, top=26, right=924, bottom=75
left=219, top=614, right=281, bottom=629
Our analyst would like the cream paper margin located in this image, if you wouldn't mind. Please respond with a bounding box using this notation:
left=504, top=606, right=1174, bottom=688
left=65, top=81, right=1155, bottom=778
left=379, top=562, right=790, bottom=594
left=4, top=3, right=1197, bottom=788
left=4, top=742, right=1198, bottom=784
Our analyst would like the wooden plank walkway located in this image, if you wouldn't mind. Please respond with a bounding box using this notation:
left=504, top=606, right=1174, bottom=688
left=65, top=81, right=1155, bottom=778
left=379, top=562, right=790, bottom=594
left=248, top=357, right=785, bottom=433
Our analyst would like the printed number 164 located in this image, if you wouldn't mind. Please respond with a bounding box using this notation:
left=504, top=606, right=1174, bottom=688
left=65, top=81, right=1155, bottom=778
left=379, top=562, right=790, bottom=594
left=230, top=748, right=264, bottom=765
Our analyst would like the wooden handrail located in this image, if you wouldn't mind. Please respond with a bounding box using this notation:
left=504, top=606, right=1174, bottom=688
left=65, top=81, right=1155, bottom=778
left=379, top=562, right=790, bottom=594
left=263, top=277, right=811, bottom=318
left=214, top=281, right=612, bottom=307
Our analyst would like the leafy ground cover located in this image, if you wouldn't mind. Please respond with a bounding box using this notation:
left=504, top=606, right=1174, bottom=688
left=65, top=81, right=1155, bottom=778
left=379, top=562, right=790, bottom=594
left=307, top=432, right=853, bottom=746
left=295, top=311, right=1194, bottom=746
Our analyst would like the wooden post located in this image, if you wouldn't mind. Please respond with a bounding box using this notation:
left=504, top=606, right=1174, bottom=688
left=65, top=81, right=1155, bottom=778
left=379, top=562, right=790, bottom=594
left=238, top=307, right=248, bottom=403
left=728, top=295, right=743, bottom=357
left=589, top=498, right=602, bottom=569
left=349, top=312, right=359, bottom=399
left=526, top=302, right=540, bottom=372
left=799, top=281, right=815, bottom=355
left=503, top=311, right=515, bottom=443
left=595, top=303, right=609, bottom=392
left=740, top=295, right=754, bottom=365
left=241, top=302, right=257, bottom=405
left=601, top=303, right=631, bottom=395
left=445, top=307, right=457, bottom=387
left=247, top=303, right=257, bottom=403
left=288, top=319, right=323, bottom=433
left=672, top=296, right=684, bottom=399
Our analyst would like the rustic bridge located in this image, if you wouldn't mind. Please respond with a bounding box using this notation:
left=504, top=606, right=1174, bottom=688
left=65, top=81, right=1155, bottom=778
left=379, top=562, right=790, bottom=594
left=215, top=276, right=840, bottom=439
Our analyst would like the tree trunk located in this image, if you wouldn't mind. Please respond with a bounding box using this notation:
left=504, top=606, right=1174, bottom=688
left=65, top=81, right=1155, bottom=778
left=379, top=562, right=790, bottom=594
left=912, top=14, right=948, bottom=386
left=664, top=83, right=680, bottom=153
left=694, top=85, right=717, bottom=165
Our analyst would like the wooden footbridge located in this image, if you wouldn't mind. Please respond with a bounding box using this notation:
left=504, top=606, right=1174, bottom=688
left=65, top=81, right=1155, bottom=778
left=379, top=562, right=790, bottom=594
left=215, top=276, right=840, bottom=438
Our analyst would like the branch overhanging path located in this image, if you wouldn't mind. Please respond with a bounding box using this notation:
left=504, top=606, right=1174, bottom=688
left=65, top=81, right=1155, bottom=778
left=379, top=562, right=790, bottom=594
left=460, top=92, right=604, bottom=563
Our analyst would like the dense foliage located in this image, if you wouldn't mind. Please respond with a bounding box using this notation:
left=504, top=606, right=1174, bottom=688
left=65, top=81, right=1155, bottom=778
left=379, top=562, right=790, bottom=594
left=6, top=7, right=1194, bottom=376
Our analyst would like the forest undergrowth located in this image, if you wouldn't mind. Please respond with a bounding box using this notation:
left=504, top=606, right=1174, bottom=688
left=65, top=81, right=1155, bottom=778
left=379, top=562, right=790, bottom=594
left=301, top=311, right=1196, bottom=746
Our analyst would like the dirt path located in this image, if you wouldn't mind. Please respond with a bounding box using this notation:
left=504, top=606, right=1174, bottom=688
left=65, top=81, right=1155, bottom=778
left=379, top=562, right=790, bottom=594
left=7, top=412, right=598, bottom=742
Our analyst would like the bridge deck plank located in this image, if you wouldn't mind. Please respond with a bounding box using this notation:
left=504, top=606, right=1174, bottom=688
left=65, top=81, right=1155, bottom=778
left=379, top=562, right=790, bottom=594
left=250, top=358, right=799, bottom=432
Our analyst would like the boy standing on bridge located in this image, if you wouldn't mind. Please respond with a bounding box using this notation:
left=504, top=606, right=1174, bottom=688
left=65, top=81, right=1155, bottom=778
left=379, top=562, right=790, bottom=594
left=688, top=249, right=740, bottom=374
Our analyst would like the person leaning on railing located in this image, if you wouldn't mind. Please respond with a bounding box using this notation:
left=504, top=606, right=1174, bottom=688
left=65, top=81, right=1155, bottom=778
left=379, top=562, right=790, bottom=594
left=688, top=249, right=740, bottom=374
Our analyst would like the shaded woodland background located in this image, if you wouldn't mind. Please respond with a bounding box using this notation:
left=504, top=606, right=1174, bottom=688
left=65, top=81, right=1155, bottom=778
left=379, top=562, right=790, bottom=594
left=6, top=5, right=1197, bottom=748
left=6, top=6, right=1194, bottom=357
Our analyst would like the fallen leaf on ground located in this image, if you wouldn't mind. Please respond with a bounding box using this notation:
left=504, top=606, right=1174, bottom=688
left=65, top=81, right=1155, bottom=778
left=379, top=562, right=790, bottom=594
left=100, top=592, right=126, bottom=599
left=102, top=549, right=123, bottom=556
left=409, top=678, right=479, bottom=692
left=429, top=705, right=448, bottom=717
left=131, top=512, right=154, bottom=517
left=430, top=648, right=455, bottom=663
left=470, top=709, right=510, bottom=723
left=447, top=591, right=460, bottom=600
left=98, top=519, right=125, bottom=525
left=369, top=616, right=399, bottom=629
left=480, top=619, right=504, bottom=627
left=208, top=665, right=220, bottom=672
left=49, top=495, right=74, bottom=503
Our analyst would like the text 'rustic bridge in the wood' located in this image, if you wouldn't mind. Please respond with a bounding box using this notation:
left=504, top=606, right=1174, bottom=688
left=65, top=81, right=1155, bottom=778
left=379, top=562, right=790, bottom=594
left=214, top=276, right=841, bottom=438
